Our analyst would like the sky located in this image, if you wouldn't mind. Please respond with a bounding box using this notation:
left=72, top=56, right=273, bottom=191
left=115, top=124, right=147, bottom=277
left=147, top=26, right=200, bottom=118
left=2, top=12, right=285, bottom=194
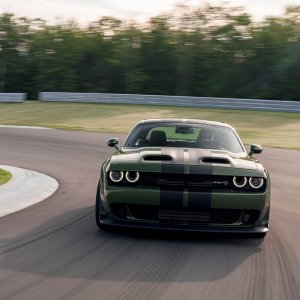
left=0, top=0, right=299, bottom=25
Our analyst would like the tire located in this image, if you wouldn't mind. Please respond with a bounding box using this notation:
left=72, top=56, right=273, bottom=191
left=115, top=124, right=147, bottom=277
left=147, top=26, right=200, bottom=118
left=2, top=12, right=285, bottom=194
left=95, top=182, right=109, bottom=230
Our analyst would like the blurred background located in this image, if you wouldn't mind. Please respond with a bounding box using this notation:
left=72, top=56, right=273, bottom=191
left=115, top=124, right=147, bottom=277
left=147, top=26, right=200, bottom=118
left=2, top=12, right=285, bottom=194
left=0, top=1, right=299, bottom=100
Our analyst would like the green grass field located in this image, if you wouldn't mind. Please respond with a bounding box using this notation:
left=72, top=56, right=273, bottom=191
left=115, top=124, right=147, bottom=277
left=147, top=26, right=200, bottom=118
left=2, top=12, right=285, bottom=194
left=0, top=101, right=299, bottom=149
left=0, top=169, right=12, bottom=185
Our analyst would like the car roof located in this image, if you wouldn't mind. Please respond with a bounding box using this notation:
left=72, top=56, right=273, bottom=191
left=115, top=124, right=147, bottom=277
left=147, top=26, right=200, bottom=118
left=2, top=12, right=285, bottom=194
left=137, top=118, right=232, bottom=129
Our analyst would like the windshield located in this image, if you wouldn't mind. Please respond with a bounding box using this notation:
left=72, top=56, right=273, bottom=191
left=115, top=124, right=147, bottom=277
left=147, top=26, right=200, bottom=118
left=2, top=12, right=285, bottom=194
left=124, top=123, right=244, bottom=153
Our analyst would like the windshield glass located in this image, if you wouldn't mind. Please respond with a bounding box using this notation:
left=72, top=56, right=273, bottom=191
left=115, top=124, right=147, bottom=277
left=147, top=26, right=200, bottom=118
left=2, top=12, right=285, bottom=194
left=124, top=123, right=244, bottom=153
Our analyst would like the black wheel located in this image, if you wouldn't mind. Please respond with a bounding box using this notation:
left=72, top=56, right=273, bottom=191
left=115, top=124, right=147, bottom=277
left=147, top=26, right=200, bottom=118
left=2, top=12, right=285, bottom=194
left=95, top=182, right=109, bottom=230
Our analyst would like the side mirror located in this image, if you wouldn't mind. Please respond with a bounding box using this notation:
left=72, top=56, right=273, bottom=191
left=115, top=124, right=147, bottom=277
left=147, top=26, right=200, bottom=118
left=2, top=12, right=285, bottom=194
left=107, top=138, right=120, bottom=150
left=249, top=144, right=263, bottom=156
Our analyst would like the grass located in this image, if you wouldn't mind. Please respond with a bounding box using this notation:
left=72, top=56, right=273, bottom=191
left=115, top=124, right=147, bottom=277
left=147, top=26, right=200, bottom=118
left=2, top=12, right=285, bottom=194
left=0, top=169, right=12, bottom=186
left=0, top=101, right=299, bottom=149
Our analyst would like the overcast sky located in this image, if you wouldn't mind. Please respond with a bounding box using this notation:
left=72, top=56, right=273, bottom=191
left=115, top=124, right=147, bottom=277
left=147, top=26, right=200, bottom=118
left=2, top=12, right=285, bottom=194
left=0, top=0, right=298, bottom=25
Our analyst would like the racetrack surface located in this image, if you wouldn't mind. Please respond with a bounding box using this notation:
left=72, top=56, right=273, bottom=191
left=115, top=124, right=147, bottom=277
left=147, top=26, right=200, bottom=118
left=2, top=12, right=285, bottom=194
left=0, top=127, right=299, bottom=300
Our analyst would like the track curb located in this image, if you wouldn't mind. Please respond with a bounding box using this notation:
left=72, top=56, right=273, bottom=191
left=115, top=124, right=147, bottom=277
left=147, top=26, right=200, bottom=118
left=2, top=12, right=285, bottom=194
left=0, top=165, right=59, bottom=217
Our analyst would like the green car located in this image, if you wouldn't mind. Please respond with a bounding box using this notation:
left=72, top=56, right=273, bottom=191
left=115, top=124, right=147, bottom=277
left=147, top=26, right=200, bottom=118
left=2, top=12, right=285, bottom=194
left=96, top=119, right=270, bottom=237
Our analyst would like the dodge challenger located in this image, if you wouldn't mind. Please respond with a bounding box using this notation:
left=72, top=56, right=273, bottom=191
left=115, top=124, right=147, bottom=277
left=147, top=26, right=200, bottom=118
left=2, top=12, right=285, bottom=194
left=95, top=119, right=270, bottom=237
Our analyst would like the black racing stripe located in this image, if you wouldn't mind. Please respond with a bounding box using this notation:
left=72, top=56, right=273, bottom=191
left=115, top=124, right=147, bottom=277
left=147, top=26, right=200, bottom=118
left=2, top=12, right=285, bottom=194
left=188, top=148, right=213, bottom=175
left=188, top=191, right=211, bottom=209
left=161, top=148, right=184, bottom=174
left=160, top=188, right=184, bottom=209
left=188, top=149, right=213, bottom=209
left=160, top=148, right=185, bottom=208
left=160, top=164, right=184, bottom=173
left=189, top=165, right=212, bottom=175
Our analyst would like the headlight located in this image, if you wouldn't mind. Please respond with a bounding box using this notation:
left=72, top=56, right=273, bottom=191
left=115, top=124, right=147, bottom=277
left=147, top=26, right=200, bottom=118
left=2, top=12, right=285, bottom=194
left=109, top=171, right=124, bottom=183
left=233, top=176, right=247, bottom=188
left=249, top=177, right=264, bottom=189
left=125, top=171, right=139, bottom=183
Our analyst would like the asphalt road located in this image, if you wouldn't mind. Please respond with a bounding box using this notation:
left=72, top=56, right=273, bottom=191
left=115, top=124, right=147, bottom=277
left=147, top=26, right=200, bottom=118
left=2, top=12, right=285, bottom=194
left=0, top=127, right=299, bottom=300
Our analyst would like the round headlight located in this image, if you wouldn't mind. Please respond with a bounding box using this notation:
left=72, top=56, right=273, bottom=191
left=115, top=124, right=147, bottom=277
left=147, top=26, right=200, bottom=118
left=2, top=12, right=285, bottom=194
left=109, top=171, right=124, bottom=183
left=233, top=176, right=247, bottom=188
left=249, top=177, right=264, bottom=189
left=125, top=171, right=139, bottom=183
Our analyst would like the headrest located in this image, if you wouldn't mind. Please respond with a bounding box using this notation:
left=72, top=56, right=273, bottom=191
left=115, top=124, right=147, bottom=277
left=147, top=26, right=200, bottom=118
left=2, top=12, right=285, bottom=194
left=149, top=130, right=167, bottom=146
left=197, top=128, right=214, bottom=141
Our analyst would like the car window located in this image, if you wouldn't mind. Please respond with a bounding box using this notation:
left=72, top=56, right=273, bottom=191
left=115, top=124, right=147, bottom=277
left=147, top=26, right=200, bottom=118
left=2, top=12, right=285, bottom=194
left=124, top=123, right=244, bottom=153
left=146, top=127, right=200, bottom=141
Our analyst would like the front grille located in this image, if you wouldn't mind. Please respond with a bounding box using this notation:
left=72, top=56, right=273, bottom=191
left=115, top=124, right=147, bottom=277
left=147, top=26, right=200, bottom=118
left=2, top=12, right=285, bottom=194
left=111, top=204, right=259, bottom=225
left=140, top=173, right=232, bottom=190
left=159, top=209, right=210, bottom=223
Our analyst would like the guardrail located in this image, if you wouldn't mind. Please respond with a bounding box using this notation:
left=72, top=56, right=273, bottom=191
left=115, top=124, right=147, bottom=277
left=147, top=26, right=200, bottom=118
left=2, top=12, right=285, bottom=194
left=39, top=92, right=300, bottom=113
left=0, top=93, right=26, bottom=102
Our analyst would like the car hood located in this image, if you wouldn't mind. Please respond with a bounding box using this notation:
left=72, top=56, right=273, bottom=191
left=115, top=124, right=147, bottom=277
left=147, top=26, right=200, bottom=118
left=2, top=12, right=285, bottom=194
left=107, top=147, right=265, bottom=177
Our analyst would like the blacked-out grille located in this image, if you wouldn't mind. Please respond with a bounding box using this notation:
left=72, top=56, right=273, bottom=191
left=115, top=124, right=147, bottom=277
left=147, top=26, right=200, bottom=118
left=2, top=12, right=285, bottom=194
left=111, top=204, right=260, bottom=225
left=140, top=173, right=232, bottom=189
left=159, top=209, right=210, bottom=223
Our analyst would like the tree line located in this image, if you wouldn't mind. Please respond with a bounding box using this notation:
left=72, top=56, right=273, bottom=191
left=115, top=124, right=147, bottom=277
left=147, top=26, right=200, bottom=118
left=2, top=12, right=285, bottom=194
left=0, top=4, right=299, bottom=100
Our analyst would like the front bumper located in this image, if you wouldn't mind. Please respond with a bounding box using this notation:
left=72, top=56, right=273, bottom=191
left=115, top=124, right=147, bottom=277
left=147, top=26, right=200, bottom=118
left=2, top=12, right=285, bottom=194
left=98, top=181, right=270, bottom=234
left=98, top=197, right=270, bottom=234
left=98, top=214, right=269, bottom=234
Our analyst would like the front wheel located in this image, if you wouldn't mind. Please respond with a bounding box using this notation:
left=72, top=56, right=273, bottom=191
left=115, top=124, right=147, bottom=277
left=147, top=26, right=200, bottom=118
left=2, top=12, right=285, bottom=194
left=95, top=182, right=109, bottom=230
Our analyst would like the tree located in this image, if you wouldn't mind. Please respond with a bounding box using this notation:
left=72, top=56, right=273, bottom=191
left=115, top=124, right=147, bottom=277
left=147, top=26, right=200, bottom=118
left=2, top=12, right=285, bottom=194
left=0, top=4, right=299, bottom=101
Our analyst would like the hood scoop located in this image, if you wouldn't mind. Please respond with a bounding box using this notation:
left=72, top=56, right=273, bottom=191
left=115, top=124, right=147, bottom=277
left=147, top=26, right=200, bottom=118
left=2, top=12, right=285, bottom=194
left=201, top=157, right=231, bottom=165
left=143, top=155, right=173, bottom=162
